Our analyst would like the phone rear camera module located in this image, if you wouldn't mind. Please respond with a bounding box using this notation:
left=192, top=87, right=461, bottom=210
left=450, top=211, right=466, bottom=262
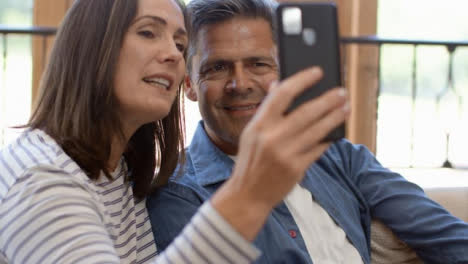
left=282, top=7, right=302, bottom=35
left=302, top=28, right=317, bottom=46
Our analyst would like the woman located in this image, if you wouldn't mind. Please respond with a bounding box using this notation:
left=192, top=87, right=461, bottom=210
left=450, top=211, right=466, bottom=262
left=0, top=0, right=348, bottom=263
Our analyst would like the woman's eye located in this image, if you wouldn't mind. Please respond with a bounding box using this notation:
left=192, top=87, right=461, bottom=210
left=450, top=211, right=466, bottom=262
left=138, top=30, right=155, bottom=38
left=176, top=43, right=186, bottom=53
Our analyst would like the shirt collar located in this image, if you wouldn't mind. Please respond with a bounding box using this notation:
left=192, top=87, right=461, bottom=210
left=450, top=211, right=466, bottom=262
left=187, top=121, right=316, bottom=187
left=188, top=121, right=235, bottom=187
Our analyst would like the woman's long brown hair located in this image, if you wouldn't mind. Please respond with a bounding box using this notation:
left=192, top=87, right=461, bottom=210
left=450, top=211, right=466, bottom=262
left=28, top=0, right=186, bottom=199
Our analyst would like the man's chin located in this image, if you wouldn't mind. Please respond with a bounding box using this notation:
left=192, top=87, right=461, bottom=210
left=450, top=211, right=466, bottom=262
left=230, top=116, right=253, bottom=131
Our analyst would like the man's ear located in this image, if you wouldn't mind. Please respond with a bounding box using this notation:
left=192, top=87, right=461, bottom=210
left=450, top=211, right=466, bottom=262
left=184, top=75, right=198, bottom=102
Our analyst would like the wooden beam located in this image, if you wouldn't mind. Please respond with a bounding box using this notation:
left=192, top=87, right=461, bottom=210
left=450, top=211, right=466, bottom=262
left=32, top=0, right=73, bottom=106
left=344, top=0, right=379, bottom=153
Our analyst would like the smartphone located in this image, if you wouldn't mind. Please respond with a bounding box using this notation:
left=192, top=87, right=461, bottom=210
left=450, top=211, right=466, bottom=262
left=276, top=3, right=345, bottom=141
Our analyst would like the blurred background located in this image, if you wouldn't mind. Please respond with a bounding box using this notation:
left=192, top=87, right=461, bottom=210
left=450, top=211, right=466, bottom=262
left=0, top=0, right=467, bottom=183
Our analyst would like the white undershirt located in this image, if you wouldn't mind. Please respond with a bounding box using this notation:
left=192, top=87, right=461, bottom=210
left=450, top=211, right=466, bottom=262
left=284, top=184, right=364, bottom=264
left=228, top=155, right=363, bottom=263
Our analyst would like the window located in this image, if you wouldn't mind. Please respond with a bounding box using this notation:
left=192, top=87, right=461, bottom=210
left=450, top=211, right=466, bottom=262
left=377, top=0, right=468, bottom=169
left=0, top=0, right=34, bottom=147
left=182, top=1, right=200, bottom=144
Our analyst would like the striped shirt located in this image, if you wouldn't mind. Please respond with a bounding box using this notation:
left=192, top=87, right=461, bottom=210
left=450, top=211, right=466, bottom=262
left=0, top=129, right=260, bottom=263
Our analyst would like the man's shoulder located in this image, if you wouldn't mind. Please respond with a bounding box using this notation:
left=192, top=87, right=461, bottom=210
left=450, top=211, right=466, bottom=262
left=317, top=138, right=375, bottom=166
left=146, top=181, right=207, bottom=251
left=167, top=154, right=208, bottom=194
left=311, top=138, right=352, bottom=168
left=305, top=138, right=379, bottom=184
left=171, top=155, right=198, bottom=185
left=148, top=180, right=206, bottom=205
left=327, top=138, right=364, bottom=155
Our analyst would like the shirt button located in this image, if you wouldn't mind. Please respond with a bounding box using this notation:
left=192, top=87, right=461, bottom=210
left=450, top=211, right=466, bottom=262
left=288, top=230, right=297, bottom=238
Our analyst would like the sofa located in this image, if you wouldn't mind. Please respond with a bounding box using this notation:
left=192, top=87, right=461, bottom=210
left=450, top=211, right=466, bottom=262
left=370, top=186, right=468, bottom=263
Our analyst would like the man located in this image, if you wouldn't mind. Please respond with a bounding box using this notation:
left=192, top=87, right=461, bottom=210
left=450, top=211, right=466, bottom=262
left=147, top=0, right=468, bottom=263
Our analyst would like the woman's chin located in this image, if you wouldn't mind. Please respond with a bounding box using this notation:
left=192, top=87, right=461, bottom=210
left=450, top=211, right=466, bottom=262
left=145, top=107, right=173, bottom=124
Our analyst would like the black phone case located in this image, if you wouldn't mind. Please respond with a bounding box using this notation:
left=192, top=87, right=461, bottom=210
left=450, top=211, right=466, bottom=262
left=277, top=3, right=345, bottom=141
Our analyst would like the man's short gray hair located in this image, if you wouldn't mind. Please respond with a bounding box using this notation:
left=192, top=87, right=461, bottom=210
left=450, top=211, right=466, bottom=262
left=185, top=0, right=278, bottom=75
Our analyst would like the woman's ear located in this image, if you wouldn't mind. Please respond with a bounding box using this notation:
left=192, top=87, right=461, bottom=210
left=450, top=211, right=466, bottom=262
left=184, top=75, right=198, bottom=101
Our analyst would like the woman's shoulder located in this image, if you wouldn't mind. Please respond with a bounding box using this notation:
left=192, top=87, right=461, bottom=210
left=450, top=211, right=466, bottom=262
left=1, top=129, right=63, bottom=166
left=0, top=129, right=92, bottom=201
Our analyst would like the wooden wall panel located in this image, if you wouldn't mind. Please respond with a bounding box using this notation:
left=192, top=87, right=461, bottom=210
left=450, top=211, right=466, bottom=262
left=345, top=1, right=379, bottom=153
left=32, top=0, right=74, bottom=106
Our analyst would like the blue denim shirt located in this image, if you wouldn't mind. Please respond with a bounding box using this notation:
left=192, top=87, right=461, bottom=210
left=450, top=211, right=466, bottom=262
left=147, top=122, right=468, bottom=264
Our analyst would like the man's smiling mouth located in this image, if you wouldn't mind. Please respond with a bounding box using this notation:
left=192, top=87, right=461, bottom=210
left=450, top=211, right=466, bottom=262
left=224, top=104, right=260, bottom=111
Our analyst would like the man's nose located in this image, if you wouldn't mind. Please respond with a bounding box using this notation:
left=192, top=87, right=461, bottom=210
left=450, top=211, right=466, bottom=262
left=225, top=64, right=250, bottom=93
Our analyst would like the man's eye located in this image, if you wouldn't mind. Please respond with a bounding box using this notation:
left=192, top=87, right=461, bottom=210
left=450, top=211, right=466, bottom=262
left=212, top=64, right=226, bottom=72
left=253, top=62, right=269, bottom=67
left=203, top=64, right=226, bottom=74
left=199, top=63, right=230, bottom=81
left=138, top=30, right=155, bottom=38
